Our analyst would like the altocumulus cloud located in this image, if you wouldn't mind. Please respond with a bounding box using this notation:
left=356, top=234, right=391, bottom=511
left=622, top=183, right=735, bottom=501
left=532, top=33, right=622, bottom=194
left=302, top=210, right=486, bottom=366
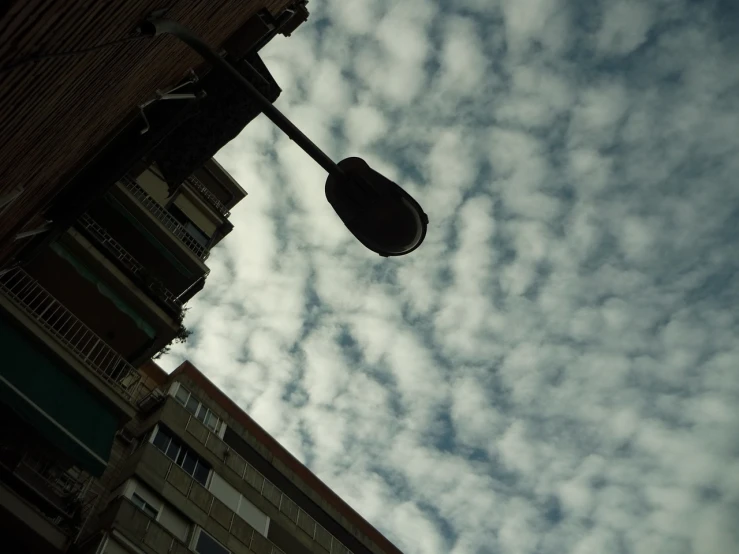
left=159, top=0, right=739, bottom=553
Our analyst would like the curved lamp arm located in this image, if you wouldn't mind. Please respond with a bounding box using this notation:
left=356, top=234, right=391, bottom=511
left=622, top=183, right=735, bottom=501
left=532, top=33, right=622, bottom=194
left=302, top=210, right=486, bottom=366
left=139, top=17, right=345, bottom=179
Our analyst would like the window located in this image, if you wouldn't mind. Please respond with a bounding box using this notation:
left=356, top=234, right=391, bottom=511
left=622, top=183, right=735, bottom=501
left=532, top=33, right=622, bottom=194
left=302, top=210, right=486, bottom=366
left=186, top=395, right=199, bottom=415
left=151, top=426, right=211, bottom=486
left=171, top=383, right=224, bottom=435
left=238, top=497, right=270, bottom=536
left=204, top=411, right=219, bottom=432
left=126, top=480, right=191, bottom=543
left=194, top=530, right=230, bottom=554
left=131, top=492, right=159, bottom=519
left=152, top=427, right=171, bottom=452
left=168, top=204, right=211, bottom=247
left=209, top=473, right=270, bottom=536
left=209, top=473, right=240, bottom=512
left=159, top=508, right=190, bottom=542
left=166, top=439, right=180, bottom=461
left=193, top=462, right=210, bottom=486
left=181, top=451, right=198, bottom=476
left=175, top=385, right=189, bottom=405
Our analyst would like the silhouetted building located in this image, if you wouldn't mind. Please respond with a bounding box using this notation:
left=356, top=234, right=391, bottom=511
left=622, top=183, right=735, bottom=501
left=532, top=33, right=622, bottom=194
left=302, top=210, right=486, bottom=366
left=1, top=357, right=405, bottom=554
left=0, top=0, right=309, bottom=267
left=0, top=156, right=245, bottom=552
left=77, top=360, right=404, bottom=554
left=0, top=2, right=313, bottom=551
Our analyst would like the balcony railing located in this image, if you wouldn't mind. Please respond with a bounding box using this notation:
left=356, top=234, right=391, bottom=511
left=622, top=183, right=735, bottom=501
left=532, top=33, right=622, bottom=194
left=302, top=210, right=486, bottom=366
left=187, top=174, right=231, bottom=217
left=98, top=497, right=188, bottom=554
left=0, top=449, right=96, bottom=534
left=77, top=214, right=183, bottom=315
left=119, top=176, right=208, bottom=261
left=0, top=268, right=146, bottom=405
left=19, top=453, right=91, bottom=500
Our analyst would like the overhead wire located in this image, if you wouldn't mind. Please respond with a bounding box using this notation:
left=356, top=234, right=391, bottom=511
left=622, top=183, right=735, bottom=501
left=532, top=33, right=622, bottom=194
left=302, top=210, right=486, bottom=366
left=0, top=34, right=154, bottom=76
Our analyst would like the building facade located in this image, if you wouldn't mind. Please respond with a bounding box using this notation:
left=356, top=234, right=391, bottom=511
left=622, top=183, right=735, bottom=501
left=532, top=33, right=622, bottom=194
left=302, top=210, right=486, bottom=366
left=0, top=157, right=246, bottom=553
left=0, top=0, right=309, bottom=510
left=81, top=361, right=402, bottom=554
left=2, top=358, right=404, bottom=554
left=0, top=4, right=408, bottom=554
left=0, top=10, right=306, bottom=543
left=0, top=0, right=309, bottom=267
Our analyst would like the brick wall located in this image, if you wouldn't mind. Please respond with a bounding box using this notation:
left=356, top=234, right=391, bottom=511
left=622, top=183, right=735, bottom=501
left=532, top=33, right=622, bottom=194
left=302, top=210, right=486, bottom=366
left=0, top=0, right=296, bottom=265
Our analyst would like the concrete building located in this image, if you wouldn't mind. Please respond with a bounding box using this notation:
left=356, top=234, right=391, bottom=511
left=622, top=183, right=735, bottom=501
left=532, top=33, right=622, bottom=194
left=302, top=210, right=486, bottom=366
left=0, top=0, right=309, bottom=267
left=0, top=5, right=312, bottom=545
left=0, top=156, right=247, bottom=553
left=0, top=4, right=399, bottom=553
left=2, top=358, right=404, bottom=554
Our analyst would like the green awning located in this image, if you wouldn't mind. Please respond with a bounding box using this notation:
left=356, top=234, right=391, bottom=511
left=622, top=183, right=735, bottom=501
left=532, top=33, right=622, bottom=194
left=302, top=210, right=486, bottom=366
left=0, top=313, right=119, bottom=476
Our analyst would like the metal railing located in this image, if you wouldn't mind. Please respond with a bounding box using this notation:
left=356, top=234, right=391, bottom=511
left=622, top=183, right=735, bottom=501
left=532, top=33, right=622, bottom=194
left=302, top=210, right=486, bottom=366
left=0, top=448, right=98, bottom=534
left=0, top=268, right=144, bottom=405
left=187, top=174, right=231, bottom=217
left=18, top=453, right=92, bottom=501
left=77, top=214, right=183, bottom=314
left=119, top=176, right=208, bottom=260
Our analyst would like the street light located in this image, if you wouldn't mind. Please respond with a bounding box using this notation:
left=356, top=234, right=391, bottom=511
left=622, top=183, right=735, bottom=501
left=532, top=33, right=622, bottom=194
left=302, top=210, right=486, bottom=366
left=139, top=17, right=428, bottom=257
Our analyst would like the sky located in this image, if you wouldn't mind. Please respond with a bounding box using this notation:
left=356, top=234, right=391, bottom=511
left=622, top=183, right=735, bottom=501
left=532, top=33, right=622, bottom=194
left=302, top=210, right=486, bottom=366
left=159, top=1, right=739, bottom=553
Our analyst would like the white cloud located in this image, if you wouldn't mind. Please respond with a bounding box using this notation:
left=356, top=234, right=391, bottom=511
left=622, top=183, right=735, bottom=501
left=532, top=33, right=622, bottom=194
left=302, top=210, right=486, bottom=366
left=343, top=103, right=388, bottom=148
left=437, top=17, right=488, bottom=93
left=326, top=0, right=385, bottom=35
left=451, top=373, right=506, bottom=448
left=499, top=0, right=570, bottom=58
left=597, top=1, right=653, bottom=56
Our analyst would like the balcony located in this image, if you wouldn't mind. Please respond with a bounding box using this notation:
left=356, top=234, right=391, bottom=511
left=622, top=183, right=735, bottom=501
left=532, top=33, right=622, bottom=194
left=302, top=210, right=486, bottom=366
left=97, top=496, right=191, bottom=554
left=77, top=213, right=184, bottom=316
left=178, top=408, right=355, bottom=554
left=187, top=174, right=231, bottom=217
left=0, top=446, right=102, bottom=549
left=118, top=443, right=288, bottom=554
left=0, top=268, right=148, bottom=406
left=120, top=176, right=209, bottom=261
left=0, top=451, right=90, bottom=528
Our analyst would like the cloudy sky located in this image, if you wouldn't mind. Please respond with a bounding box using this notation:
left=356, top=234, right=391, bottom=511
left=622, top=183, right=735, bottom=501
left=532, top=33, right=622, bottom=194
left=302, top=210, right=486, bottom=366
left=159, top=1, right=739, bottom=552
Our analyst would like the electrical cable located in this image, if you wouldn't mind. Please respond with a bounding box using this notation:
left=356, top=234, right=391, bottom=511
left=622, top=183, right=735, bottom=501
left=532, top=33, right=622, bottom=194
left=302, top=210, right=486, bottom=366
left=0, top=34, right=151, bottom=75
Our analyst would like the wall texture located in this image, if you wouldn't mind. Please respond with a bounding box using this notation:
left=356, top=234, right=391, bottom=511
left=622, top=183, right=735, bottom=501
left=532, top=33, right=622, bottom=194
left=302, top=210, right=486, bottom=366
left=0, top=0, right=294, bottom=265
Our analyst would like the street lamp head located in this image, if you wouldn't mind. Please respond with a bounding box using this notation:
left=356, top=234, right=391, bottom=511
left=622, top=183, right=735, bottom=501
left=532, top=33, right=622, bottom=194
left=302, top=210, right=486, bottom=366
left=325, top=157, right=428, bottom=257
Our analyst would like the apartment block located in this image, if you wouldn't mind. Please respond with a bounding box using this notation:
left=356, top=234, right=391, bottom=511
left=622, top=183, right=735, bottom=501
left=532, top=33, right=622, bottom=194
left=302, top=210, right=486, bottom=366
left=0, top=156, right=246, bottom=553
left=0, top=9, right=310, bottom=548
left=72, top=361, right=404, bottom=554
left=1, top=357, right=404, bottom=554
left=0, top=3, right=368, bottom=553
left=0, top=0, right=309, bottom=266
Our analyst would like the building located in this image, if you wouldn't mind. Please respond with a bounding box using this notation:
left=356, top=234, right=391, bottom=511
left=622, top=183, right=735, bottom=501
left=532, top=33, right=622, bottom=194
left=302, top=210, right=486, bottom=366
left=2, top=359, right=405, bottom=554
left=0, top=156, right=247, bottom=553
left=0, top=3, right=313, bottom=549
left=0, top=0, right=309, bottom=267
left=0, top=3, right=400, bottom=553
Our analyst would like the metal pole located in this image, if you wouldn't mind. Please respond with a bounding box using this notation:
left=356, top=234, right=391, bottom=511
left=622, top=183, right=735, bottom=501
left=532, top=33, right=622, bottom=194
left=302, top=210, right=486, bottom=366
left=141, top=18, right=346, bottom=179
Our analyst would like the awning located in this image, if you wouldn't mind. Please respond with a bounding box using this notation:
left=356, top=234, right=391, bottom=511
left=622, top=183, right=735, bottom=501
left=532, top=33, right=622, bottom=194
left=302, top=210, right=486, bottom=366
left=0, top=313, right=119, bottom=476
